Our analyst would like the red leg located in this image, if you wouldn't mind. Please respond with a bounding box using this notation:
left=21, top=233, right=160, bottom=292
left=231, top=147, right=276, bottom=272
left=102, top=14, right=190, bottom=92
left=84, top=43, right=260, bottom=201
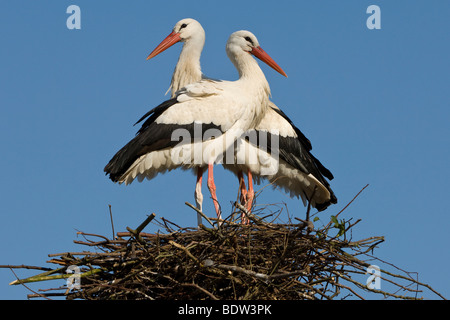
left=246, top=170, right=254, bottom=215
left=207, top=163, right=221, bottom=222
left=194, top=167, right=204, bottom=226
left=237, top=170, right=248, bottom=224
left=237, top=171, right=247, bottom=206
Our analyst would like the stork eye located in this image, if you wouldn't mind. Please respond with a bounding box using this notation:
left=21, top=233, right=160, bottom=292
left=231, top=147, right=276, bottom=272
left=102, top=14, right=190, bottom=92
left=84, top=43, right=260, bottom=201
left=245, top=36, right=254, bottom=45
left=180, top=23, right=188, bottom=30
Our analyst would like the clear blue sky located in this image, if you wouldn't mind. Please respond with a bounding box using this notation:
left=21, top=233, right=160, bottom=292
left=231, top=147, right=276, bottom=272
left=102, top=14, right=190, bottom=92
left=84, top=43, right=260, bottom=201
left=1, top=1, right=449, bottom=300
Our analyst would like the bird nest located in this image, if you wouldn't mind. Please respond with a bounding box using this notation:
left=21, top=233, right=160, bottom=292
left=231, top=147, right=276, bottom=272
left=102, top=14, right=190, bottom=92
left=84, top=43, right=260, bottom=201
left=4, top=187, right=445, bottom=300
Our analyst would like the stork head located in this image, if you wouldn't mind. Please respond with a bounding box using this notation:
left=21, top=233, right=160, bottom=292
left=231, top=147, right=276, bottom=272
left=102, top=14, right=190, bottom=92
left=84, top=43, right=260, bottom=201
left=147, top=18, right=205, bottom=60
left=173, top=18, right=205, bottom=42
left=226, top=30, right=261, bottom=54
left=226, top=30, right=287, bottom=77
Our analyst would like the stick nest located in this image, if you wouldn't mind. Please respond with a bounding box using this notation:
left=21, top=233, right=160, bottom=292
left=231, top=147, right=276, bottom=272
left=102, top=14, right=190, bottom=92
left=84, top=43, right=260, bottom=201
left=5, top=196, right=445, bottom=300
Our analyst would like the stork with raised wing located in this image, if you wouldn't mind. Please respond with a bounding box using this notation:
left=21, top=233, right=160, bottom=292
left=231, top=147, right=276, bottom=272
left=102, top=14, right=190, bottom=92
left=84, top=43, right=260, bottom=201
left=145, top=19, right=337, bottom=222
left=104, top=29, right=287, bottom=225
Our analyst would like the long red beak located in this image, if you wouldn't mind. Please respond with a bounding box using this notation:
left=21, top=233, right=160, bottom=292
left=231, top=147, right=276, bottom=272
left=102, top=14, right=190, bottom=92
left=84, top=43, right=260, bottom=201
left=251, top=46, right=287, bottom=77
left=146, top=31, right=182, bottom=60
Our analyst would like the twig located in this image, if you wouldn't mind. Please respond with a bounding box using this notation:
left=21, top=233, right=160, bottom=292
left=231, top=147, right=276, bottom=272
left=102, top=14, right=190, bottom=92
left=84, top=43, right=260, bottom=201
left=9, top=268, right=104, bottom=286
left=185, top=202, right=215, bottom=228
left=168, top=240, right=200, bottom=265
left=305, top=186, right=317, bottom=222
left=8, top=267, right=52, bottom=300
left=324, top=184, right=369, bottom=231
left=0, top=265, right=53, bottom=272
left=126, top=213, right=156, bottom=244
left=181, top=282, right=219, bottom=300
left=108, top=204, right=116, bottom=240
left=214, top=263, right=271, bottom=281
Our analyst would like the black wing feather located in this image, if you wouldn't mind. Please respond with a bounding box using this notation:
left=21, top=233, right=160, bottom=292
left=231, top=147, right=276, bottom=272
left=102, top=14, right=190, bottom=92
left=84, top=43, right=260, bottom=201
left=270, top=106, right=334, bottom=181
left=248, top=105, right=337, bottom=207
left=104, top=98, right=223, bottom=182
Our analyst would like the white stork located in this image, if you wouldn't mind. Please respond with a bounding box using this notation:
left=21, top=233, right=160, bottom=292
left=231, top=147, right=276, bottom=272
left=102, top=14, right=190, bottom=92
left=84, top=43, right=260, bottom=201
left=104, top=30, right=287, bottom=224
left=145, top=18, right=284, bottom=224
left=144, top=19, right=337, bottom=220
left=146, top=19, right=211, bottom=224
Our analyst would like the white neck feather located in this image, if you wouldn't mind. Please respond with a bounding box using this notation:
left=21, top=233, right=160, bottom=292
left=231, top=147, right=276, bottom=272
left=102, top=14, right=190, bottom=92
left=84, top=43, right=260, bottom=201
left=169, top=37, right=204, bottom=97
left=228, top=47, right=271, bottom=95
left=228, top=51, right=272, bottom=127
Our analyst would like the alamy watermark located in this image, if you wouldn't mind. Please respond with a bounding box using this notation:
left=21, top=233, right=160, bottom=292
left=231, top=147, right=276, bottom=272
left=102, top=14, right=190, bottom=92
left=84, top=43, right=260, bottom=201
left=66, top=5, right=81, bottom=30
left=366, top=265, right=381, bottom=290
left=66, top=265, right=81, bottom=290
left=367, top=5, right=381, bottom=30
left=65, top=5, right=381, bottom=33
left=66, top=5, right=381, bottom=31
left=170, top=125, right=280, bottom=176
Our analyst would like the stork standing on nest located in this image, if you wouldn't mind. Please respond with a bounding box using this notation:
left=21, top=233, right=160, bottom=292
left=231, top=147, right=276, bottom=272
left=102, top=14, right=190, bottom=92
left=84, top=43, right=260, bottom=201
left=146, top=19, right=213, bottom=225
left=144, top=19, right=337, bottom=222
left=104, top=29, right=287, bottom=225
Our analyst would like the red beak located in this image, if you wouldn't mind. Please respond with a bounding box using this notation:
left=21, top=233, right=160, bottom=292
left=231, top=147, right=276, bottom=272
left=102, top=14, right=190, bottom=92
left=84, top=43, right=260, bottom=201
left=251, top=46, right=287, bottom=77
left=146, top=31, right=182, bottom=60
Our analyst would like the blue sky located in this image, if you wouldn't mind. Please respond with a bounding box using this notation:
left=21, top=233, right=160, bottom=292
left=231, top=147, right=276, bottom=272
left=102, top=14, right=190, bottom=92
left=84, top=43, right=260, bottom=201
left=0, top=1, right=449, bottom=300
